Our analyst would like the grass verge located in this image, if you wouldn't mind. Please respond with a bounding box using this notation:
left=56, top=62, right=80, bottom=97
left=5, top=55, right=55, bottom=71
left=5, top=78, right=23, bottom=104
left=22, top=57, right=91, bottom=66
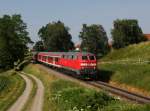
left=0, top=70, right=25, bottom=111
left=23, top=64, right=150, bottom=111
left=99, top=64, right=150, bottom=92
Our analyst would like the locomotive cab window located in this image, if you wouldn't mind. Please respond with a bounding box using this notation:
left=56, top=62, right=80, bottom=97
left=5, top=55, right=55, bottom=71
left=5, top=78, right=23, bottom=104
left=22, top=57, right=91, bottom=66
left=82, top=56, right=88, bottom=60
left=89, top=56, right=95, bottom=60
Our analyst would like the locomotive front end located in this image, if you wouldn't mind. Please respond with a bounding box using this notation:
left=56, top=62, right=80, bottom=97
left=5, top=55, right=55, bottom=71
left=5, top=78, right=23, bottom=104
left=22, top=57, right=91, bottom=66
left=79, top=53, right=97, bottom=79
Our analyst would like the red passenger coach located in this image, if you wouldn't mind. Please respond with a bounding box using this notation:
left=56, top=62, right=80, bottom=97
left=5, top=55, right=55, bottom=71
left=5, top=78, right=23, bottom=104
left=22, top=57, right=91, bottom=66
left=34, top=52, right=97, bottom=79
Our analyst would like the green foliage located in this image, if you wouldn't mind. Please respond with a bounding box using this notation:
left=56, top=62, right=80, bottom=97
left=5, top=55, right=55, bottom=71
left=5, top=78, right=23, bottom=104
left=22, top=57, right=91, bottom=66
left=50, top=79, right=150, bottom=111
left=79, top=24, right=110, bottom=56
left=111, top=19, right=146, bottom=49
left=0, top=76, right=10, bottom=92
left=33, top=41, right=44, bottom=51
left=15, top=60, right=30, bottom=71
left=0, top=14, right=32, bottom=69
left=38, top=21, right=74, bottom=51
left=50, top=79, right=115, bottom=111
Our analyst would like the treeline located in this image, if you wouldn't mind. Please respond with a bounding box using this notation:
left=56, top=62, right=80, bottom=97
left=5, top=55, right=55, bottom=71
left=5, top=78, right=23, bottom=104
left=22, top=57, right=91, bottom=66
left=0, top=14, right=33, bottom=69
left=0, top=14, right=147, bottom=69
left=34, top=19, right=146, bottom=56
left=111, top=19, right=146, bottom=49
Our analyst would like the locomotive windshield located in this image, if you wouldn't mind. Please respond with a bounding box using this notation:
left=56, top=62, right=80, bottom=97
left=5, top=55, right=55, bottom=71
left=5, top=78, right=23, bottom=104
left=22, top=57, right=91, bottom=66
left=89, top=56, right=95, bottom=60
left=82, top=56, right=88, bottom=60
left=82, top=56, right=95, bottom=60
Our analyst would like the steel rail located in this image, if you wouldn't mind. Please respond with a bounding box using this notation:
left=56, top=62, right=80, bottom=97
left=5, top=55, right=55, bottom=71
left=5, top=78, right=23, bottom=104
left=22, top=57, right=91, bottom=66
left=87, top=81, right=150, bottom=104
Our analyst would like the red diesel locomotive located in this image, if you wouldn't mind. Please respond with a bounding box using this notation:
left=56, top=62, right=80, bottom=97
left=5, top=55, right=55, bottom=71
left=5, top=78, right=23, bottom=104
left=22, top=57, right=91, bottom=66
left=33, top=52, right=97, bottom=79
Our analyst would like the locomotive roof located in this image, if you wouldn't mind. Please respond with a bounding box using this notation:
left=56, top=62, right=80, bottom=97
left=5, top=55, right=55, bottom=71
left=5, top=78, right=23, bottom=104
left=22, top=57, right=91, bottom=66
left=38, top=51, right=95, bottom=56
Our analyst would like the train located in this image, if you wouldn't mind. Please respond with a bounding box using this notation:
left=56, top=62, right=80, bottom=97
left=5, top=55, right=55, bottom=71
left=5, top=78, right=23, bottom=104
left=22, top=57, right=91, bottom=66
left=32, top=51, right=97, bottom=79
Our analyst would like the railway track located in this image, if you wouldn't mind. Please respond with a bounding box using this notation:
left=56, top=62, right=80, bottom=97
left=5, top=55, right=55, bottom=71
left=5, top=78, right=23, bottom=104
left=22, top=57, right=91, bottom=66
left=40, top=64, right=150, bottom=104
left=86, top=81, right=150, bottom=104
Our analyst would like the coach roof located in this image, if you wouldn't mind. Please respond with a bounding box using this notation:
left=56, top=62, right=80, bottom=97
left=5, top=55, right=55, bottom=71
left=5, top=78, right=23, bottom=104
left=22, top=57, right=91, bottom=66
left=38, top=52, right=94, bottom=56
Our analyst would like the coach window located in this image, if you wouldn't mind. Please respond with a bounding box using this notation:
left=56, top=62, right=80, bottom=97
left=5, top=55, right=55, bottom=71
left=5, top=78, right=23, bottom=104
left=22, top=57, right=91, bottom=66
left=82, top=56, right=88, bottom=60
left=44, top=56, right=47, bottom=61
left=48, top=57, right=52, bottom=61
left=55, top=58, right=59, bottom=62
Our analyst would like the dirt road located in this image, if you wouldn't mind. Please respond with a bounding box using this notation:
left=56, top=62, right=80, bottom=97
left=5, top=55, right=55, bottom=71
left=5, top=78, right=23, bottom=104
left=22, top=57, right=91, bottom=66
left=7, top=74, right=33, bottom=111
left=27, top=74, right=44, bottom=111
left=7, top=73, right=44, bottom=111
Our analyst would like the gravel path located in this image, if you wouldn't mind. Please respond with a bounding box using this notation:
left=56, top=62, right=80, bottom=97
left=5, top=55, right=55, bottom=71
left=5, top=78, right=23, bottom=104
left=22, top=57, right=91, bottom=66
left=7, top=74, right=33, bottom=111
left=27, top=74, right=44, bottom=111
left=7, top=73, right=45, bottom=111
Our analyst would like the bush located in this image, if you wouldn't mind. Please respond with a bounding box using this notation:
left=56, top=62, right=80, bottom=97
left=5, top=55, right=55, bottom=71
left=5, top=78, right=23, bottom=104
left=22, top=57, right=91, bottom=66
left=15, top=60, right=30, bottom=71
left=0, top=76, right=10, bottom=92
left=50, top=80, right=115, bottom=111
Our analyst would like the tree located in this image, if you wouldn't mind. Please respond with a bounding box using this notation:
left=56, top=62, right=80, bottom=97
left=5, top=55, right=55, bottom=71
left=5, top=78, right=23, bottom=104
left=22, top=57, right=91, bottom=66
left=111, top=19, right=146, bottom=49
left=0, top=14, right=32, bottom=69
left=33, top=41, right=44, bottom=51
left=79, top=24, right=110, bottom=56
left=38, top=21, right=74, bottom=52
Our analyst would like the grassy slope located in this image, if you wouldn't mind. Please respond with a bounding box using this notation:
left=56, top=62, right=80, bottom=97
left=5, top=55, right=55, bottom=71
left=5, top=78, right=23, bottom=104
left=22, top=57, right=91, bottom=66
left=23, top=64, right=149, bottom=111
left=102, top=42, right=150, bottom=61
left=99, top=42, right=150, bottom=92
left=0, top=70, right=25, bottom=111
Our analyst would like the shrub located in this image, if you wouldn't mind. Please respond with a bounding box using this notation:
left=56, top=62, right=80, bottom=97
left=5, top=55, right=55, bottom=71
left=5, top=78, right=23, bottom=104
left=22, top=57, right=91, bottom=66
left=0, top=76, right=10, bottom=92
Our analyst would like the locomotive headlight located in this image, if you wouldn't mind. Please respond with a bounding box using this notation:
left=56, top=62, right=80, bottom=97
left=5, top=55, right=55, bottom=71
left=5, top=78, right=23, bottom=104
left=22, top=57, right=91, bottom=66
left=91, top=63, right=96, bottom=66
left=81, top=63, right=96, bottom=66
left=88, top=63, right=95, bottom=66
left=81, top=63, right=88, bottom=66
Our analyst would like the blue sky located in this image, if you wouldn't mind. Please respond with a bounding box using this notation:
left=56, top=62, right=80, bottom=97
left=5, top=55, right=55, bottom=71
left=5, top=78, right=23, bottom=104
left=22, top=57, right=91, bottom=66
left=0, top=0, right=150, bottom=43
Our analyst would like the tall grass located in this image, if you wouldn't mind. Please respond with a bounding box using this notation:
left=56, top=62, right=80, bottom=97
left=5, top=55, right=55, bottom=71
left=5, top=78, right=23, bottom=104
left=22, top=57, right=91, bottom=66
left=50, top=79, right=117, bottom=111
left=99, top=41, right=150, bottom=93
left=102, top=41, right=150, bottom=61
left=23, top=64, right=150, bottom=111
left=100, top=64, right=150, bottom=91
